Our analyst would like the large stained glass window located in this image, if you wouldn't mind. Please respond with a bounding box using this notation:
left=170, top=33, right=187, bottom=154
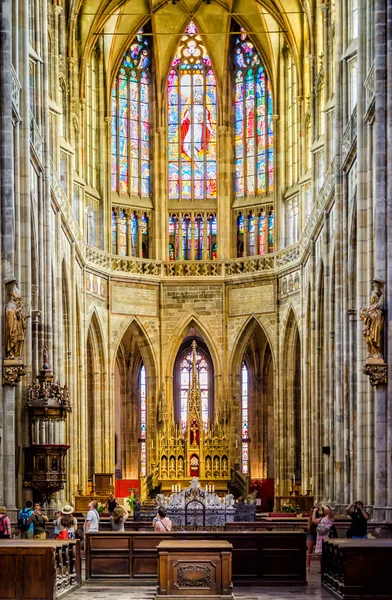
left=112, top=32, right=150, bottom=197
left=140, top=365, right=147, bottom=476
left=241, top=362, right=249, bottom=474
left=233, top=30, right=274, bottom=197
left=168, top=22, right=217, bottom=200
left=180, top=348, right=209, bottom=432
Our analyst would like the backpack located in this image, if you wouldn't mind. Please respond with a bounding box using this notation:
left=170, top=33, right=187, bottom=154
left=0, top=515, right=7, bottom=537
left=17, top=509, right=31, bottom=532
left=328, top=525, right=338, bottom=539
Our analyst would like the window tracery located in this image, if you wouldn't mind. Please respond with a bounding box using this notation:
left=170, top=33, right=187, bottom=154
left=233, top=30, right=274, bottom=196
left=168, top=22, right=217, bottom=201
left=241, top=362, right=249, bottom=474
left=111, top=207, right=149, bottom=257
left=111, top=31, right=151, bottom=197
left=169, top=212, right=217, bottom=260
left=236, top=206, right=274, bottom=257
left=140, top=365, right=147, bottom=476
left=179, top=347, right=209, bottom=431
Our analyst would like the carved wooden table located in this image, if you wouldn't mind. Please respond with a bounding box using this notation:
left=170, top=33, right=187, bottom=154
left=157, top=540, right=233, bottom=599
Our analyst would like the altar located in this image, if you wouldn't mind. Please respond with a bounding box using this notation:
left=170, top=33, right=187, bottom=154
left=156, top=477, right=237, bottom=527
left=148, top=341, right=233, bottom=497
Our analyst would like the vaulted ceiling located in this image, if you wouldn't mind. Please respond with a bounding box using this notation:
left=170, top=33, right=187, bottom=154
left=70, top=0, right=310, bottom=101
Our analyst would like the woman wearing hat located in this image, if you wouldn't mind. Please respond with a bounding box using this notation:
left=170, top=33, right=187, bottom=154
left=58, top=505, right=78, bottom=539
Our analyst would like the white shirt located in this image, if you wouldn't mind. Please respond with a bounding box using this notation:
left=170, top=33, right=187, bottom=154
left=84, top=509, right=99, bottom=533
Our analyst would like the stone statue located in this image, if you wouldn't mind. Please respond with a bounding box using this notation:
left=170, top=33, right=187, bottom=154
left=5, top=285, right=29, bottom=359
left=157, top=383, right=165, bottom=423
left=360, top=283, right=384, bottom=359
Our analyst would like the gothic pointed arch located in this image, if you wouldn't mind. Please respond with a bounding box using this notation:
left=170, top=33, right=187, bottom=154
left=230, top=317, right=274, bottom=488
left=86, top=310, right=107, bottom=477
left=167, top=21, right=217, bottom=202
left=281, top=307, right=301, bottom=493
left=114, top=318, right=157, bottom=481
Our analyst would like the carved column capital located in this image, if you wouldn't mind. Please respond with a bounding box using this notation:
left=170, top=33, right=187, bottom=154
left=3, top=360, right=27, bottom=386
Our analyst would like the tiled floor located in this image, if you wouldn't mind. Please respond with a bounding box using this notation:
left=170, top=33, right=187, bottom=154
left=66, top=569, right=331, bottom=600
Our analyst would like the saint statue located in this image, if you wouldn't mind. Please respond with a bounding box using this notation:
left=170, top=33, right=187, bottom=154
left=5, top=285, right=29, bottom=359
left=360, top=284, right=384, bottom=359
left=157, top=383, right=165, bottom=423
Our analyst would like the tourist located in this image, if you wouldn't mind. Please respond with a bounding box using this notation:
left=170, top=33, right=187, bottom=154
left=84, top=500, right=100, bottom=534
left=346, top=500, right=370, bottom=539
left=18, top=500, right=34, bottom=539
left=306, top=505, right=320, bottom=570
left=106, top=494, right=118, bottom=514
left=0, top=506, right=12, bottom=539
left=28, top=503, right=48, bottom=539
left=58, top=505, right=78, bottom=539
left=111, top=505, right=129, bottom=532
left=313, top=504, right=334, bottom=556
left=153, top=506, right=172, bottom=532
left=53, top=510, right=61, bottom=538
left=133, top=494, right=141, bottom=521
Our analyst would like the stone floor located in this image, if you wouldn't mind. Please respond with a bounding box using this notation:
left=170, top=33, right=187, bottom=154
left=65, top=570, right=331, bottom=600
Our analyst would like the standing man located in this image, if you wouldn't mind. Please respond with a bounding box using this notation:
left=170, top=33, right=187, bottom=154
left=84, top=501, right=99, bottom=535
left=106, top=494, right=118, bottom=515
left=346, top=500, right=370, bottom=539
left=28, top=503, right=48, bottom=539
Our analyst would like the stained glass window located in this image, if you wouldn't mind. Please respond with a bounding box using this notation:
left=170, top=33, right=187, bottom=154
left=233, top=30, right=273, bottom=197
left=140, top=365, right=147, bottom=476
left=169, top=214, right=179, bottom=261
left=286, top=52, right=298, bottom=186
left=248, top=212, right=255, bottom=256
left=168, top=22, right=217, bottom=201
left=195, top=214, right=204, bottom=260
left=207, top=214, right=217, bottom=260
left=180, top=348, right=209, bottom=431
left=268, top=209, right=274, bottom=253
left=112, top=32, right=150, bottom=197
left=168, top=213, right=217, bottom=260
left=241, top=362, right=249, bottom=474
left=258, top=209, right=267, bottom=255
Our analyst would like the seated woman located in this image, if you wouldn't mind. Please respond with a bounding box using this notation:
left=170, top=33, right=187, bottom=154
left=152, top=506, right=172, bottom=532
left=111, top=505, right=129, bottom=532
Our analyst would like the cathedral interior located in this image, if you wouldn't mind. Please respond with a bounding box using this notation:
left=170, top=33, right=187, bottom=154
left=0, top=0, right=392, bottom=595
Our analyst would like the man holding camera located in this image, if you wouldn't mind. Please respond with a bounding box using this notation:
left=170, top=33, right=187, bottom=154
left=346, top=500, right=370, bottom=538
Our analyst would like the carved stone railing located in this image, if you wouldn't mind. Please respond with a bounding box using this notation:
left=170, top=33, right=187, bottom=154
left=50, top=162, right=85, bottom=254
left=30, top=112, right=43, bottom=164
left=86, top=246, right=111, bottom=270
left=276, top=243, right=300, bottom=267
left=224, top=255, right=274, bottom=275
left=11, top=65, right=21, bottom=121
left=163, top=260, right=223, bottom=277
left=318, top=159, right=335, bottom=207
left=112, top=256, right=161, bottom=276
left=364, top=61, right=375, bottom=114
left=341, top=105, right=357, bottom=165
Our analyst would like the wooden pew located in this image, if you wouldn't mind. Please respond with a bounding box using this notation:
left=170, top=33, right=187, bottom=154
left=0, top=539, right=81, bottom=600
left=322, top=539, right=392, bottom=599
left=85, top=530, right=306, bottom=586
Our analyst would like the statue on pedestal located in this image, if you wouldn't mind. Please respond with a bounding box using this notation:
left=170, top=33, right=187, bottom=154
left=360, top=279, right=387, bottom=386
left=5, top=284, right=29, bottom=359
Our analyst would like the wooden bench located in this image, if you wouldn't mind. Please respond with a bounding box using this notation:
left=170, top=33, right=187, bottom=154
left=322, top=539, right=392, bottom=599
left=85, top=530, right=306, bottom=586
left=0, top=539, right=81, bottom=600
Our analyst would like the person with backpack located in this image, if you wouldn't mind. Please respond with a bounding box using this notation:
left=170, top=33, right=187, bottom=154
left=0, top=506, right=11, bottom=539
left=18, top=500, right=34, bottom=539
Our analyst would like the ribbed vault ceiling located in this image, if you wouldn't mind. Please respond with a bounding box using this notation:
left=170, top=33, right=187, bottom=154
left=71, top=0, right=309, bottom=91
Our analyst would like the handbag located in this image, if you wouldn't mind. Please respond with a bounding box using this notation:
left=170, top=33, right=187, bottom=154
left=57, top=529, right=68, bottom=540
left=316, top=522, right=330, bottom=537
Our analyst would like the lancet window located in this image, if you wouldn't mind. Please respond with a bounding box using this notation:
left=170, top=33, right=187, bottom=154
left=168, top=22, right=217, bottom=200
left=286, top=51, right=298, bottom=186
left=140, top=365, right=147, bottom=476
left=111, top=31, right=151, bottom=197
left=111, top=208, right=149, bottom=257
left=236, top=207, right=274, bottom=257
left=233, top=30, right=274, bottom=197
left=179, top=348, right=209, bottom=432
left=241, top=362, right=249, bottom=474
left=169, top=213, right=217, bottom=260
